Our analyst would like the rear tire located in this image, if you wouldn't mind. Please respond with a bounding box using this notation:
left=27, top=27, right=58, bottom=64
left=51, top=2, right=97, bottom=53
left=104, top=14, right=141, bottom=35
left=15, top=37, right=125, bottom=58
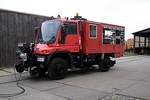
left=48, top=58, right=68, bottom=80
left=98, top=56, right=111, bottom=72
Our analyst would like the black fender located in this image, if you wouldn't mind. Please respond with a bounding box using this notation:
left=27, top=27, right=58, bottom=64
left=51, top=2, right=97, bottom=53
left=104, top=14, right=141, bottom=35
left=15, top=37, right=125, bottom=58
left=46, top=50, right=73, bottom=68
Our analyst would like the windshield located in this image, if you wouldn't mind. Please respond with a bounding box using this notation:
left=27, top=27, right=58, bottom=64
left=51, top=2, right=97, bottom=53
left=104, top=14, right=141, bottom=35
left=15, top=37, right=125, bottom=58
left=37, top=20, right=61, bottom=43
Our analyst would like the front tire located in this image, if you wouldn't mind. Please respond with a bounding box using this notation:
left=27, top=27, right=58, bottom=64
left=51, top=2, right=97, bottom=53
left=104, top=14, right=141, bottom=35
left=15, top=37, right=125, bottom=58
left=48, top=58, right=68, bottom=80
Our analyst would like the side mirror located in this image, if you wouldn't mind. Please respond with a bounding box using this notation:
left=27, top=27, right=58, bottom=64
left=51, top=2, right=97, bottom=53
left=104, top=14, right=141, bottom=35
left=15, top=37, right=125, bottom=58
left=61, top=25, right=65, bottom=34
left=60, top=24, right=68, bottom=44
left=78, top=21, right=83, bottom=34
left=61, top=23, right=69, bottom=34
left=35, top=27, right=39, bottom=37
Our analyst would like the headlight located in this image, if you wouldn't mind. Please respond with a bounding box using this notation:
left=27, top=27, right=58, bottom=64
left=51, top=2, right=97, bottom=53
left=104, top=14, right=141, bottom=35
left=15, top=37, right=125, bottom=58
left=37, top=57, right=45, bottom=62
left=19, top=53, right=27, bottom=62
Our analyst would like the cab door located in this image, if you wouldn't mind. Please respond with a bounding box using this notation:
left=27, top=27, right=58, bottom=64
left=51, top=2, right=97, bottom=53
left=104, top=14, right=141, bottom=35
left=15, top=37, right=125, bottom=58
left=60, top=22, right=80, bottom=52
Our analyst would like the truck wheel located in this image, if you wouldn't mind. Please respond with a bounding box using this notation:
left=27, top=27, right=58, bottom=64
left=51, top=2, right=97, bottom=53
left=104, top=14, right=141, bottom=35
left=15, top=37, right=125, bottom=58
left=98, top=56, right=111, bottom=72
left=48, top=58, right=68, bottom=80
left=30, top=67, right=47, bottom=78
left=30, top=67, right=40, bottom=78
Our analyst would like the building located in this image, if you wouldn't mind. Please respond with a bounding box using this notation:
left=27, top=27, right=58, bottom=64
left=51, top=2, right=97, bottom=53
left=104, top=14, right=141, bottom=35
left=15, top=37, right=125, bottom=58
left=132, top=28, right=150, bottom=54
left=0, top=9, right=51, bottom=66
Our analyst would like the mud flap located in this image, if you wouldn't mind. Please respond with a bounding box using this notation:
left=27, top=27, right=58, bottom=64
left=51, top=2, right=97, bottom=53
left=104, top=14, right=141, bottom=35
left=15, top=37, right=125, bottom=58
left=111, top=60, right=116, bottom=67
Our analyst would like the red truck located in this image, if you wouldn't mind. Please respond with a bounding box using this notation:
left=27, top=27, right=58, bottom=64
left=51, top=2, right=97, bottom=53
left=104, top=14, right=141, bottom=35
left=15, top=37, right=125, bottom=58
left=15, top=14, right=125, bottom=80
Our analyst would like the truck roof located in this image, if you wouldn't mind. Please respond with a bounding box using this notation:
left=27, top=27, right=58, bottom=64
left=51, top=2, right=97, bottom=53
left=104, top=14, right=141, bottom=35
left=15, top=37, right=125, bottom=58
left=86, top=20, right=125, bottom=28
left=44, top=18, right=125, bottom=29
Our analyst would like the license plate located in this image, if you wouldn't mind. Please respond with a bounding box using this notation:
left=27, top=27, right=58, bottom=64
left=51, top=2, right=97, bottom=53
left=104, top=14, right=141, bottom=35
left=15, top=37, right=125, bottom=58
left=37, top=57, right=44, bottom=62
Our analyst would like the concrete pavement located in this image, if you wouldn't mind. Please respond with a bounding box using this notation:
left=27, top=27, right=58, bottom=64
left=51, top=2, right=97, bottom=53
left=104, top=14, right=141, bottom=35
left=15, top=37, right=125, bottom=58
left=0, top=55, right=150, bottom=100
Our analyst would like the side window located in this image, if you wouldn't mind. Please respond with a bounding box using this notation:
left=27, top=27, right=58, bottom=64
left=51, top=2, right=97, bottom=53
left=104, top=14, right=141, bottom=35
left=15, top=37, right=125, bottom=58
left=102, top=26, right=124, bottom=44
left=89, top=24, right=97, bottom=38
left=64, top=22, right=77, bottom=34
left=69, top=22, right=77, bottom=34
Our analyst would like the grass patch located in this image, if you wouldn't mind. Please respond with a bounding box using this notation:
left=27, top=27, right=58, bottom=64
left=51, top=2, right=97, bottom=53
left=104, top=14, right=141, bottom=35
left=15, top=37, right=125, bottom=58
left=124, top=52, right=138, bottom=56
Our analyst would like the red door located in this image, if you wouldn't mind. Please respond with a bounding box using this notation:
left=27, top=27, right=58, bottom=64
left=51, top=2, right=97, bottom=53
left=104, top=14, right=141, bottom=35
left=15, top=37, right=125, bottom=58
left=59, top=22, right=80, bottom=53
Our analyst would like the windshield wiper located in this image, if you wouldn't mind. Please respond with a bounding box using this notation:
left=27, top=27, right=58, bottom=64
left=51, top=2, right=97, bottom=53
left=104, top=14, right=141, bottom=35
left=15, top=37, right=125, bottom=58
left=35, top=39, right=43, bottom=43
left=47, top=36, right=56, bottom=44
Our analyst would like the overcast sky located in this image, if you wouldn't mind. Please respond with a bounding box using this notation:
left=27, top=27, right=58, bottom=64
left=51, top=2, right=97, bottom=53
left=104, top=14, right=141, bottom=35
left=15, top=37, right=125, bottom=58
left=0, top=0, right=150, bottom=40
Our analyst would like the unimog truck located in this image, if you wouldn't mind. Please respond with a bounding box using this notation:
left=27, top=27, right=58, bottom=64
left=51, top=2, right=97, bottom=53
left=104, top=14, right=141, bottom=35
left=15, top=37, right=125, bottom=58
left=15, top=14, right=125, bottom=80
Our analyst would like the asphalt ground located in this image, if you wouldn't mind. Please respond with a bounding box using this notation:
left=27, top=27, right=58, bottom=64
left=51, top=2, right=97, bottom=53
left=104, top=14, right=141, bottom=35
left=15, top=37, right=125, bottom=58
left=0, top=55, right=150, bottom=100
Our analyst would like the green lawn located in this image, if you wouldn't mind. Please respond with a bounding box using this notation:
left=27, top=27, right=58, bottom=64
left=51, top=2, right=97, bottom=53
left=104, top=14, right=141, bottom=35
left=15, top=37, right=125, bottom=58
left=124, top=52, right=138, bottom=56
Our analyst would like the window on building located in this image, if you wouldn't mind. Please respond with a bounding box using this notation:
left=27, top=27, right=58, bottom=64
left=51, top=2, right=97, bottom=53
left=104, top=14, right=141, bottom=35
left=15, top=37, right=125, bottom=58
left=146, top=37, right=150, bottom=47
left=135, top=36, right=139, bottom=47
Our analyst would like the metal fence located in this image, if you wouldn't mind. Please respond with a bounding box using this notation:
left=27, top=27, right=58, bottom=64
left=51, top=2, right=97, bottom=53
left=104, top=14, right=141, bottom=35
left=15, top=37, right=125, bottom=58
left=0, top=9, right=51, bottom=67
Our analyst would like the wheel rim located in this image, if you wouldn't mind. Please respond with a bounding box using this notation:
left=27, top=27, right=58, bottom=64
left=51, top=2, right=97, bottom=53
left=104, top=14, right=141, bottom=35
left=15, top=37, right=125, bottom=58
left=55, top=64, right=64, bottom=75
left=32, top=69, right=39, bottom=76
left=30, top=67, right=40, bottom=77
